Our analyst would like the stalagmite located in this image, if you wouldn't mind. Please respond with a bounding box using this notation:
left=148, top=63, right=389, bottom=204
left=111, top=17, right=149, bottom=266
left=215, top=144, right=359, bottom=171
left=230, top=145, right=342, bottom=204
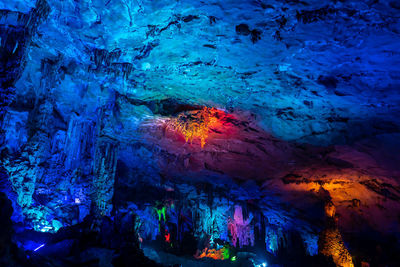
left=318, top=200, right=354, bottom=267
left=92, top=139, right=118, bottom=217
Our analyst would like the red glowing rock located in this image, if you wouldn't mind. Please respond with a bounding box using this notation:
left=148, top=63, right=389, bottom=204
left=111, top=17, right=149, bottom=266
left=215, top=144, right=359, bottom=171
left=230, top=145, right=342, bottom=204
left=165, top=231, right=171, bottom=243
left=194, top=247, right=230, bottom=260
left=164, top=107, right=236, bottom=148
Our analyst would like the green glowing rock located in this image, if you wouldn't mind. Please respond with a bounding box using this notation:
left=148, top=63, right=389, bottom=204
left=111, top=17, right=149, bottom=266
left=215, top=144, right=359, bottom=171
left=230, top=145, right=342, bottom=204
left=155, top=206, right=166, bottom=222
left=222, top=246, right=230, bottom=260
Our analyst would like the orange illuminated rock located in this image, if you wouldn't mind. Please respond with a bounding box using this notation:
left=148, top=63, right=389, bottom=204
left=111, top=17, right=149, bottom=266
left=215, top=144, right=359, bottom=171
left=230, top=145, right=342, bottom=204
left=319, top=201, right=354, bottom=267
left=142, top=107, right=400, bottom=236
left=319, top=227, right=354, bottom=267
left=165, top=107, right=224, bottom=148
left=194, top=247, right=230, bottom=260
left=325, top=201, right=336, bottom=218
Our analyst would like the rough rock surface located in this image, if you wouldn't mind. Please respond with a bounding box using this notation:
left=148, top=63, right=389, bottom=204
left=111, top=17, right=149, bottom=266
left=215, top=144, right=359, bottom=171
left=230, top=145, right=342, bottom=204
left=319, top=201, right=354, bottom=267
left=0, top=0, right=400, bottom=266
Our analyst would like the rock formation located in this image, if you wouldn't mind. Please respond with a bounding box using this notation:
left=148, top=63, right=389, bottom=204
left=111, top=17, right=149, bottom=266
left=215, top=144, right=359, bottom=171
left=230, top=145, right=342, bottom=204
left=319, top=200, right=354, bottom=267
left=0, top=0, right=399, bottom=266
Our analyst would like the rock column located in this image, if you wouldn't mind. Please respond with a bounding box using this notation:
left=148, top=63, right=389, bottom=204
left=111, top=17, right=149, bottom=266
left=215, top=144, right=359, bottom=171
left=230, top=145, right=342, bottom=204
left=318, top=200, right=354, bottom=267
left=92, top=138, right=118, bottom=217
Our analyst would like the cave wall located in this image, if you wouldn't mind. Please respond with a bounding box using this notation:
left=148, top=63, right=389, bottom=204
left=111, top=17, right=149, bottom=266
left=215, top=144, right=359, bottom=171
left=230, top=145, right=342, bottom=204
left=0, top=0, right=399, bottom=266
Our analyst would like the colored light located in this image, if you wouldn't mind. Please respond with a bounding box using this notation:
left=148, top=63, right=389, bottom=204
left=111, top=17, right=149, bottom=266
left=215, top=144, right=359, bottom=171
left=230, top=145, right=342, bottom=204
left=33, top=244, right=45, bottom=252
left=155, top=206, right=166, bottom=222
left=195, top=246, right=230, bottom=260
left=165, top=232, right=171, bottom=243
left=39, top=226, right=53, bottom=232
left=167, top=107, right=221, bottom=148
left=231, top=256, right=237, bottom=261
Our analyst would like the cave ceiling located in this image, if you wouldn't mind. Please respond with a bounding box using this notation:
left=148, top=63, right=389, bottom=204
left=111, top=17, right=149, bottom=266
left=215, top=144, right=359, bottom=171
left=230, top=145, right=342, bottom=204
left=1, top=0, right=400, bottom=265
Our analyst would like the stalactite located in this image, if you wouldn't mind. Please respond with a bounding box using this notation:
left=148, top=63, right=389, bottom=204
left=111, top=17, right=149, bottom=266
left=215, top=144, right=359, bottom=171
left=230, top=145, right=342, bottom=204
left=93, top=48, right=122, bottom=69
left=228, top=205, right=254, bottom=248
left=191, top=202, right=230, bottom=243
left=91, top=48, right=133, bottom=80
left=166, top=107, right=221, bottom=148
left=0, top=0, right=49, bottom=146
left=265, top=225, right=286, bottom=254
left=110, top=62, right=133, bottom=80
left=0, top=23, right=27, bottom=145
left=63, top=116, right=96, bottom=170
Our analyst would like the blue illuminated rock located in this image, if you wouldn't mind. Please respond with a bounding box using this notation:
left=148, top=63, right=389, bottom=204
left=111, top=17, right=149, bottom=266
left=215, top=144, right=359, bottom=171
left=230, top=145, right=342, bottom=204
left=0, top=0, right=399, bottom=266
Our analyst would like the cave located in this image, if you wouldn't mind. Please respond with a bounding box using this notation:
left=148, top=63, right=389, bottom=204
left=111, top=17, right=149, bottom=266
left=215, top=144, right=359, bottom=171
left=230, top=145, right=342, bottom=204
left=0, top=0, right=399, bottom=266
